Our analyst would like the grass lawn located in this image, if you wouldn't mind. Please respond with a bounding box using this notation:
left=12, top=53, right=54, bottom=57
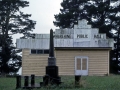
left=0, top=75, right=120, bottom=90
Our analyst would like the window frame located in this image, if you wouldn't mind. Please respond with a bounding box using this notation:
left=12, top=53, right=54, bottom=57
left=30, top=49, right=49, bottom=54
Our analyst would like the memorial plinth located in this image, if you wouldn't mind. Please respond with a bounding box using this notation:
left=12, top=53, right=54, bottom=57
left=42, top=29, right=61, bottom=86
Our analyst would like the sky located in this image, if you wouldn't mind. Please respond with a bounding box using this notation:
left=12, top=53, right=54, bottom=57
left=16, top=0, right=62, bottom=74
left=13, top=0, right=62, bottom=43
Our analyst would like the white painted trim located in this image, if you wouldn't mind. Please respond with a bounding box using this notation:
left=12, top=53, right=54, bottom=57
left=22, top=49, right=23, bottom=75
left=29, top=49, right=31, bottom=54
left=75, top=57, right=76, bottom=73
left=81, top=58, right=82, bottom=70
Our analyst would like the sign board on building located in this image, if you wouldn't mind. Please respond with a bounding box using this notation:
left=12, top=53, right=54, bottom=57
left=16, top=19, right=114, bottom=49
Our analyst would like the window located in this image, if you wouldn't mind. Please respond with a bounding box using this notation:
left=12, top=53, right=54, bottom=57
left=44, top=50, right=49, bottom=54
left=31, top=49, right=49, bottom=54
left=37, top=50, right=43, bottom=54
left=31, top=49, right=36, bottom=54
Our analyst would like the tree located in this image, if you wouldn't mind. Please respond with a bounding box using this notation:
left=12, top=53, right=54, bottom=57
left=54, top=0, right=120, bottom=73
left=54, top=0, right=87, bottom=29
left=54, top=0, right=120, bottom=37
left=0, top=0, right=36, bottom=75
left=110, top=32, right=120, bottom=74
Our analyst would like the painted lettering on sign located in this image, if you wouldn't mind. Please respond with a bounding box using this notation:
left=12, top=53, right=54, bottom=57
left=54, top=34, right=102, bottom=39
left=77, top=34, right=88, bottom=38
left=94, top=34, right=101, bottom=38
left=54, top=35, right=71, bottom=39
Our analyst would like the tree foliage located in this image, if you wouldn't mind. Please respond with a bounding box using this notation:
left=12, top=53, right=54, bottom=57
left=0, top=0, right=36, bottom=74
left=54, top=0, right=120, bottom=37
left=54, top=0, right=120, bottom=73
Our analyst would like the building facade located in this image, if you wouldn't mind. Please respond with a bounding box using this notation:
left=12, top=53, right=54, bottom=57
left=17, top=19, right=114, bottom=76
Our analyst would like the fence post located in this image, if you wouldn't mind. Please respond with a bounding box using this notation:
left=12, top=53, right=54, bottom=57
left=16, top=75, right=21, bottom=89
left=75, top=75, right=81, bottom=87
left=31, top=74, right=35, bottom=86
left=24, top=76, right=29, bottom=87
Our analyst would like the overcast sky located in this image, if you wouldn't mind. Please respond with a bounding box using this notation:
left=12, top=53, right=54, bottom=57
left=13, top=0, right=62, bottom=42
left=16, top=0, right=62, bottom=74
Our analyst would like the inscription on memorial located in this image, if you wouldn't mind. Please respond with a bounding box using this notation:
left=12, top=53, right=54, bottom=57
left=48, top=59, right=56, bottom=66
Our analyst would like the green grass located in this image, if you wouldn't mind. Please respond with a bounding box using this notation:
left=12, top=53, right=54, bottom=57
left=0, top=75, right=120, bottom=90
left=0, top=77, right=16, bottom=90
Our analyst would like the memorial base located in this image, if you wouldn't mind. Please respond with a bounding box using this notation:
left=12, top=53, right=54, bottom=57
left=41, top=66, right=61, bottom=86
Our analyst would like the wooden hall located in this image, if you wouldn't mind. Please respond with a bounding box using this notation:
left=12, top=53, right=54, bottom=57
left=16, top=19, right=114, bottom=76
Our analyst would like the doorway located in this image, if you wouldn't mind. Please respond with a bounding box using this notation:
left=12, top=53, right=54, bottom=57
left=75, top=56, right=88, bottom=75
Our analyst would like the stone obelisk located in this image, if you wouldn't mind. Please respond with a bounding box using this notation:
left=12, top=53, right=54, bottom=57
left=48, top=29, right=56, bottom=66
left=42, top=29, right=61, bottom=85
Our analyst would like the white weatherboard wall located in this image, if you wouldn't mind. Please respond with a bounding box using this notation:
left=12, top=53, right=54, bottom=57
left=16, top=19, right=114, bottom=49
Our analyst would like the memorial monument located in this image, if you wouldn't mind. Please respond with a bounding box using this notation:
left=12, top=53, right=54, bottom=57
left=42, top=29, right=61, bottom=85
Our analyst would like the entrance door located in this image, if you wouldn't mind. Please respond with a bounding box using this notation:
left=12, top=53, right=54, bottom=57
left=75, top=56, right=88, bottom=76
